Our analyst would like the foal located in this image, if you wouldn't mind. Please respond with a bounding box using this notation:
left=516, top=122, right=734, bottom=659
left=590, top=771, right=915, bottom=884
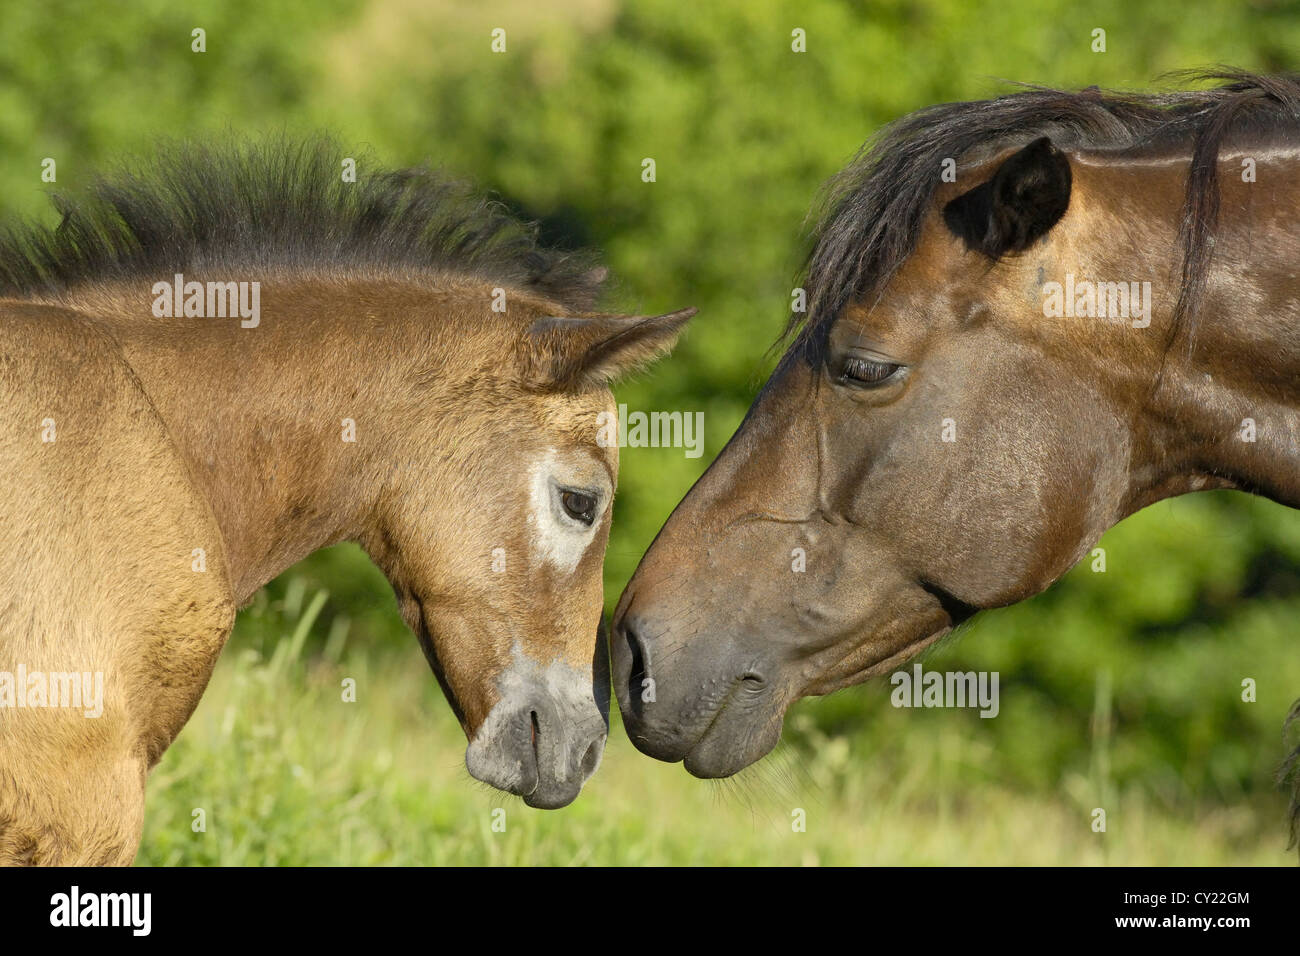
left=0, top=139, right=694, bottom=864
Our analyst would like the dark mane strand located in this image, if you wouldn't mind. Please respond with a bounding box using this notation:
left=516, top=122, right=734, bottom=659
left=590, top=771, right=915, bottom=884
left=1282, top=697, right=1300, bottom=850
left=0, top=135, right=607, bottom=312
left=786, top=70, right=1300, bottom=352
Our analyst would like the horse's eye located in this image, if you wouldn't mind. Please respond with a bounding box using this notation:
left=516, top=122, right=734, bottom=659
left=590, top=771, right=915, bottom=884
left=840, top=355, right=903, bottom=386
left=560, top=490, right=598, bottom=525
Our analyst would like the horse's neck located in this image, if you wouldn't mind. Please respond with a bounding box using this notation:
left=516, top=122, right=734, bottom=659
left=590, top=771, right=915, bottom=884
left=1163, top=343, right=1300, bottom=510
left=76, top=278, right=431, bottom=603
left=1147, top=156, right=1300, bottom=510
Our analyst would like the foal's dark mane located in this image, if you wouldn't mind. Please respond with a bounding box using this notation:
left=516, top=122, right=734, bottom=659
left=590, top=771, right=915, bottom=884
left=0, top=136, right=605, bottom=311
left=788, top=70, right=1300, bottom=350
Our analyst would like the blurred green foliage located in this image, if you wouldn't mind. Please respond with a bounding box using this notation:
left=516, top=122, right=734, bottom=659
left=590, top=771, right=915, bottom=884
left=4, top=0, right=1300, bottom=858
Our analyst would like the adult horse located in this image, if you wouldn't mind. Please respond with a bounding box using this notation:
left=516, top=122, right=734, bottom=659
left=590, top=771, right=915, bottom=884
left=612, top=72, right=1300, bottom=838
left=0, top=138, right=694, bottom=864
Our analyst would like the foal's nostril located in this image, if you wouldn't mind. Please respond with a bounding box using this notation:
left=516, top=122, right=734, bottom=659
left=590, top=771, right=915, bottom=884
left=579, top=738, right=603, bottom=779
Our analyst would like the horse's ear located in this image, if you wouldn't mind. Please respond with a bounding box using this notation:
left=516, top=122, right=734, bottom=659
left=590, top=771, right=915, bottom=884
left=524, top=308, right=697, bottom=390
left=942, top=136, right=1072, bottom=258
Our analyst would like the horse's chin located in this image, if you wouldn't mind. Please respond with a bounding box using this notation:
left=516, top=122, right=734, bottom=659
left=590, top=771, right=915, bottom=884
left=679, top=694, right=786, bottom=779
left=678, top=621, right=961, bottom=778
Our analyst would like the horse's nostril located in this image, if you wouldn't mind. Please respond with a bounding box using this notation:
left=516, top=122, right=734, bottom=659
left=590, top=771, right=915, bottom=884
left=529, top=710, right=540, bottom=751
left=622, top=619, right=650, bottom=708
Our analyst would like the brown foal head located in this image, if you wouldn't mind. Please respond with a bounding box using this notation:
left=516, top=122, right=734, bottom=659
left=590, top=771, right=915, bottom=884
left=612, top=74, right=1297, bottom=778
left=365, top=295, right=695, bottom=807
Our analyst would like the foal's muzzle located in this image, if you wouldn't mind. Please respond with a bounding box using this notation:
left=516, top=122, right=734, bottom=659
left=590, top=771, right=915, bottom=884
left=465, top=681, right=608, bottom=809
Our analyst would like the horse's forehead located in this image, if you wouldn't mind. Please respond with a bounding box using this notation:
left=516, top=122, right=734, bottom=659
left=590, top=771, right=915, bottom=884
left=836, top=237, right=964, bottom=341
left=846, top=177, right=1093, bottom=338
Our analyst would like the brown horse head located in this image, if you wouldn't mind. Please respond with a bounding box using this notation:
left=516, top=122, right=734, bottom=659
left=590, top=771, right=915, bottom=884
left=3, top=138, right=695, bottom=811
left=612, top=74, right=1300, bottom=800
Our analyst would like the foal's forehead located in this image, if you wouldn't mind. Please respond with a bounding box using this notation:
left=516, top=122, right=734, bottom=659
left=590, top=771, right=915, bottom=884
left=527, top=387, right=618, bottom=477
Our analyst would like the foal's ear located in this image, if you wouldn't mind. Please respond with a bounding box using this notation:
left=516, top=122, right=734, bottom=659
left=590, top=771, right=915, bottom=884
left=942, top=136, right=1072, bottom=258
left=524, top=307, right=698, bottom=390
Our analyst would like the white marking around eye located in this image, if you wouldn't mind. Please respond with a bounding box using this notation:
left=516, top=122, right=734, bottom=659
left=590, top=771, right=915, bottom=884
left=526, top=449, right=602, bottom=575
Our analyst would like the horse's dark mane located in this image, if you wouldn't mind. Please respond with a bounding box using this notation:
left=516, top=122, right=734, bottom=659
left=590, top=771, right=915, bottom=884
left=788, top=70, right=1300, bottom=350
left=0, top=135, right=606, bottom=311
left=1283, top=699, right=1300, bottom=849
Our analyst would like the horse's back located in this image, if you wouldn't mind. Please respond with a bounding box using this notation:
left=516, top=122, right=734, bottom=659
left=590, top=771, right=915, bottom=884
left=0, top=299, right=235, bottom=864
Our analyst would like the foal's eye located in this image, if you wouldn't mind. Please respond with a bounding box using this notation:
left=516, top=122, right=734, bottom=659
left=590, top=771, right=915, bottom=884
left=840, top=355, right=903, bottom=387
left=560, top=490, right=598, bottom=525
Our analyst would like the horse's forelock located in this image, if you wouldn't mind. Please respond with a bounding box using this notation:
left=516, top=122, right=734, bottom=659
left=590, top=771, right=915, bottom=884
left=785, top=71, right=1300, bottom=357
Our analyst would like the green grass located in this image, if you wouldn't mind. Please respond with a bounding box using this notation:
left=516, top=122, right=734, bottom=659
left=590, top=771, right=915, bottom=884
left=136, top=586, right=1294, bottom=866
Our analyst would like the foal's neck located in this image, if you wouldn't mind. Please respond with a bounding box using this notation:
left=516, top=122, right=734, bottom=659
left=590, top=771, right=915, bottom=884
left=74, top=274, right=484, bottom=604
